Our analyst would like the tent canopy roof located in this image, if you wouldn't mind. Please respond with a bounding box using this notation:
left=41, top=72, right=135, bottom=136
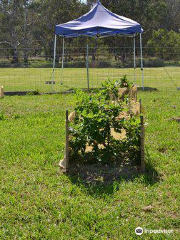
left=55, top=1, right=143, bottom=38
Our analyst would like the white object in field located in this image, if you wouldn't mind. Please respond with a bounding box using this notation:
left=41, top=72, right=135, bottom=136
left=59, top=157, right=66, bottom=169
left=0, top=86, right=4, bottom=98
left=68, top=111, right=75, bottom=122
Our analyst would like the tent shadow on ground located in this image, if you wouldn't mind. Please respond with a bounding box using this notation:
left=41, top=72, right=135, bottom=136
left=67, top=150, right=160, bottom=198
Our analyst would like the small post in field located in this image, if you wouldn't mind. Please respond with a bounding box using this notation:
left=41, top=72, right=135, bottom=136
left=65, top=109, right=70, bottom=173
left=140, top=115, right=145, bottom=173
left=0, top=86, right=4, bottom=98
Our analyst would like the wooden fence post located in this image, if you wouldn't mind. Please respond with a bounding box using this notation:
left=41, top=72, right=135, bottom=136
left=139, top=99, right=142, bottom=114
left=65, top=109, right=69, bottom=173
left=140, top=115, right=145, bottom=173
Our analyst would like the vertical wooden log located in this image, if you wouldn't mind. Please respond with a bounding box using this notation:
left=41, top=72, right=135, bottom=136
left=139, top=99, right=142, bottom=114
left=0, top=86, right=4, bottom=98
left=140, top=115, right=145, bottom=173
left=65, top=109, right=69, bottom=173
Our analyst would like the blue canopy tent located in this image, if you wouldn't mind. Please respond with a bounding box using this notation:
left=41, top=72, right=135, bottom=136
left=52, top=0, right=144, bottom=90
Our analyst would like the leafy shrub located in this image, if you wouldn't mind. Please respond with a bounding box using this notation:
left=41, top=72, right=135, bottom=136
left=97, top=61, right=112, bottom=68
left=69, top=77, right=141, bottom=165
left=144, top=58, right=165, bottom=68
left=114, top=58, right=165, bottom=68
left=147, top=29, right=180, bottom=61
left=0, top=112, right=5, bottom=120
left=64, top=61, right=85, bottom=68
left=118, top=75, right=133, bottom=88
left=64, top=58, right=165, bottom=68
left=137, top=58, right=165, bottom=68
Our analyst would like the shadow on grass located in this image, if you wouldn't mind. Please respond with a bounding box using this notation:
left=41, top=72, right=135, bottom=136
left=67, top=151, right=160, bottom=198
left=143, top=147, right=161, bottom=184
left=138, top=87, right=159, bottom=92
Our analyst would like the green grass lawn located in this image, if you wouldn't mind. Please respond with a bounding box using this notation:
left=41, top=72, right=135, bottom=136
left=0, top=67, right=180, bottom=92
left=0, top=89, right=179, bottom=239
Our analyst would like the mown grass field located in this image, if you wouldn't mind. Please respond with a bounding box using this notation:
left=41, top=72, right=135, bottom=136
left=0, top=67, right=180, bottom=92
left=0, top=87, right=179, bottom=239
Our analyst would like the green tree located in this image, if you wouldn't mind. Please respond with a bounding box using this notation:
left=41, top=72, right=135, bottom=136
left=147, top=29, right=180, bottom=60
left=35, top=0, right=87, bottom=60
left=0, top=0, right=41, bottom=63
left=164, top=0, right=180, bottom=31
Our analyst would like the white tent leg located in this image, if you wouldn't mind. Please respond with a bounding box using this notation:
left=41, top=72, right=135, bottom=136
left=133, top=34, right=136, bottom=84
left=86, top=44, right=90, bottom=91
left=140, top=33, right=144, bottom=90
left=52, top=35, right=57, bottom=90
left=61, top=37, right=65, bottom=85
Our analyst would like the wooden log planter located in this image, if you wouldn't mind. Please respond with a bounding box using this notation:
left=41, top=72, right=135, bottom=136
left=59, top=86, right=146, bottom=175
left=59, top=112, right=146, bottom=174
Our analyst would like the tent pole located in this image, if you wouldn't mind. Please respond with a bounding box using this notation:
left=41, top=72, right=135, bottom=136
left=140, top=33, right=144, bottom=90
left=61, top=37, right=65, bottom=85
left=52, top=34, right=57, bottom=91
left=86, top=43, right=90, bottom=91
left=133, top=34, right=136, bottom=84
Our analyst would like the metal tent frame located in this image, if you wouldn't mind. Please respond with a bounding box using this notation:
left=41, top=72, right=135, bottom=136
left=52, top=33, right=144, bottom=91
left=52, top=1, right=144, bottom=90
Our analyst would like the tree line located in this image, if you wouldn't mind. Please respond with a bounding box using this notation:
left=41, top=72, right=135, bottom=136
left=0, top=0, right=179, bottom=64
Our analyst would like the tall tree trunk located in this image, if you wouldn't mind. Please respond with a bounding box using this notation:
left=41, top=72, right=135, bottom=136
left=23, top=48, right=28, bottom=63
left=12, top=47, right=19, bottom=63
